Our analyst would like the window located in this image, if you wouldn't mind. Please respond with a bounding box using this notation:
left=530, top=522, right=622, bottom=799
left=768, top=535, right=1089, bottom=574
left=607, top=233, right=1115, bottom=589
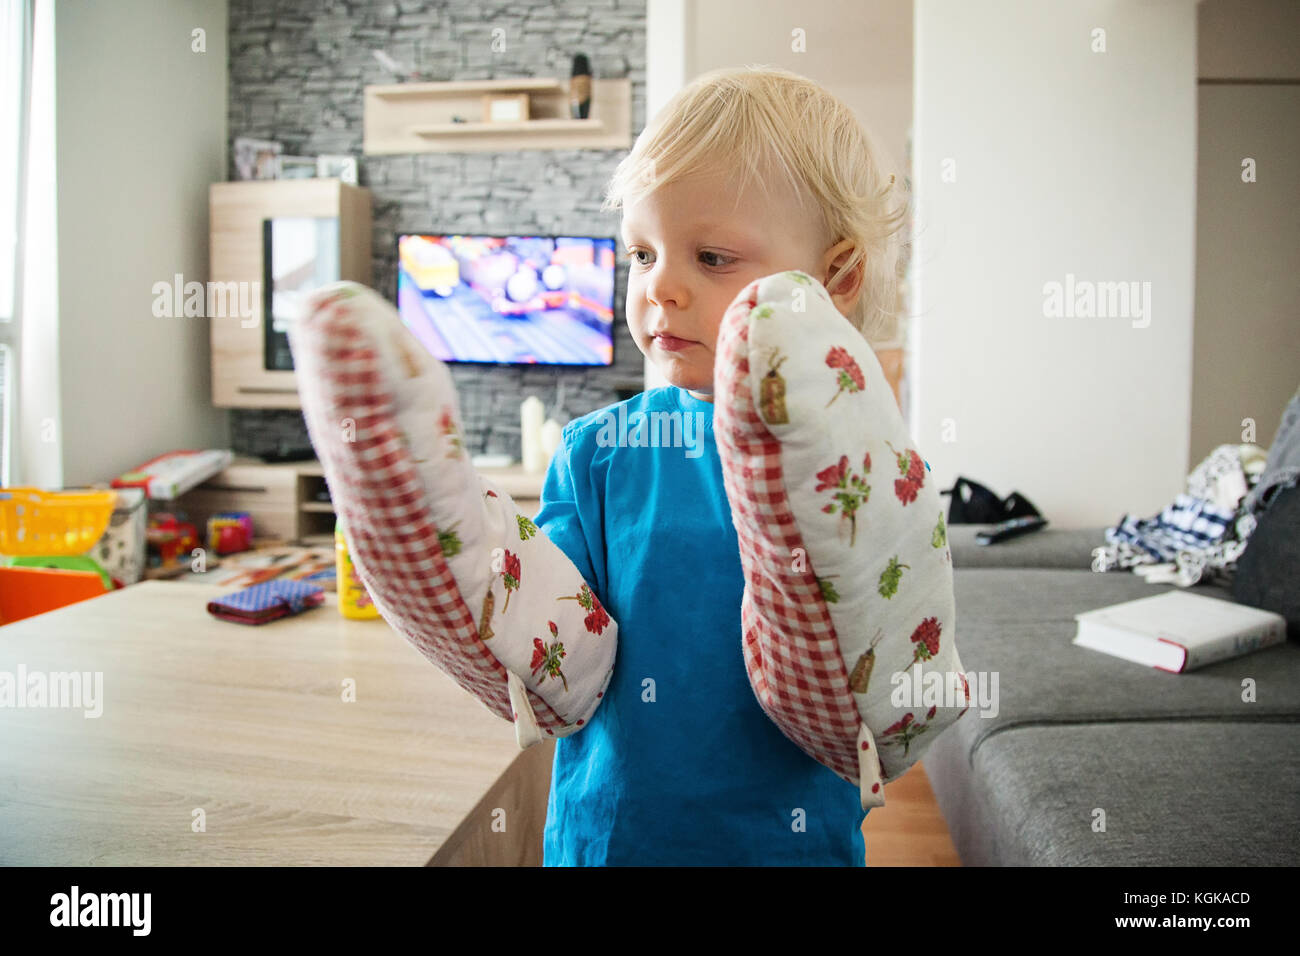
left=0, top=0, right=33, bottom=486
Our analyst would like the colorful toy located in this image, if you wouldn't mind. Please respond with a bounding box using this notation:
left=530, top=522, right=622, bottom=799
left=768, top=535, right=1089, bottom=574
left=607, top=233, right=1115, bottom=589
left=207, top=511, right=253, bottom=555
left=334, top=517, right=380, bottom=620
left=147, top=512, right=199, bottom=567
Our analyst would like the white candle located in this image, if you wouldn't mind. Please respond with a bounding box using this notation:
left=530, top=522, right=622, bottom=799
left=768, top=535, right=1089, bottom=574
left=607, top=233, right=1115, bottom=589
left=540, top=418, right=563, bottom=461
left=521, top=396, right=545, bottom=473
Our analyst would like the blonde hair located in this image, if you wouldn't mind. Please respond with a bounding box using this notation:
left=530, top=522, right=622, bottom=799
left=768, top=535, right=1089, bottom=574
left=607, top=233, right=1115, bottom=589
left=601, top=65, right=910, bottom=341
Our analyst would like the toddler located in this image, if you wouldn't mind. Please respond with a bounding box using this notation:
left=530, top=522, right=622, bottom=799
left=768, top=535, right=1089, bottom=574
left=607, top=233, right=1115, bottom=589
left=294, top=65, right=946, bottom=867
left=535, top=66, right=913, bottom=865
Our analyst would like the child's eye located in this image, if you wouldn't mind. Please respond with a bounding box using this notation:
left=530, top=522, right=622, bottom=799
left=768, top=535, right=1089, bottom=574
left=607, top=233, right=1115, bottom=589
left=624, top=247, right=738, bottom=269
left=624, top=248, right=734, bottom=269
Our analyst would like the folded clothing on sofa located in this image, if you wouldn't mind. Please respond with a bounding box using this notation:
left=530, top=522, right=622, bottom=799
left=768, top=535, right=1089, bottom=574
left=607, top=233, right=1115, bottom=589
left=1097, top=442, right=1270, bottom=587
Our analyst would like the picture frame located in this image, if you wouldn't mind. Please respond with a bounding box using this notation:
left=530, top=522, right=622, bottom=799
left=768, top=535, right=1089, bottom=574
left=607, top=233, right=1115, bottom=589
left=277, top=156, right=319, bottom=180
left=482, top=92, right=529, bottom=123
left=316, top=154, right=358, bottom=184
left=234, top=137, right=282, bottom=181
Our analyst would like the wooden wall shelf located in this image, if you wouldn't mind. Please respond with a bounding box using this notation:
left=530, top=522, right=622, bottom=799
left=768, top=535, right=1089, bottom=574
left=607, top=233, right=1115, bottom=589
left=373, top=77, right=563, bottom=98
left=413, top=118, right=604, bottom=136
left=364, top=76, right=631, bottom=154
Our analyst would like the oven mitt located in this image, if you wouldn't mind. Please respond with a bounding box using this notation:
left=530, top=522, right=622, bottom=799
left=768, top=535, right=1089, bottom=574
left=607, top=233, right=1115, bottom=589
left=714, top=270, right=970, bottom=810
left=287, top=282, right=617, bottom=747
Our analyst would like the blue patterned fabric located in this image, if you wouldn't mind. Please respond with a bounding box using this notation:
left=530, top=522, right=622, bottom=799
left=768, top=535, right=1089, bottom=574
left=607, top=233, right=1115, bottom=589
left=210, top=579, right=324, bottom=615
left=1105, top=493, right=1237, bottom=562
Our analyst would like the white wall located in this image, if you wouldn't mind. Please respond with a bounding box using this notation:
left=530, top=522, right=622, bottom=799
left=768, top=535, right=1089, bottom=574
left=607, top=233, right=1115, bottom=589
left=643, top=0, right=690, bottom=391
left=647, top=0, right=691, bottom=123
left=688, top=0, right=912, bottom=192
left=23, top=0, right=229, bottom=487
left=912, top=0, right=1199, bottom=527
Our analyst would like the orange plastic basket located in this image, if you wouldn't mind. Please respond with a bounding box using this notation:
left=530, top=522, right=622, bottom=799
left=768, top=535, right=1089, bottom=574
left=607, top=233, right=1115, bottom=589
left=0, top=566, right=109, bottom=625
left=0, top=487, right=116, bottom=556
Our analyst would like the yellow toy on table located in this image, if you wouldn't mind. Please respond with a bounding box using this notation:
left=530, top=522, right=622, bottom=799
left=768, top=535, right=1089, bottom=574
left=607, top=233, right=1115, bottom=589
left=334, top=516, right=380, bottom=620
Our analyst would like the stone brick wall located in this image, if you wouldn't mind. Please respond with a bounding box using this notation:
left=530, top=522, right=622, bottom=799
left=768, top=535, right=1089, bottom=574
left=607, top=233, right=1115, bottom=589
left=228, top=0, right=647, bottom=458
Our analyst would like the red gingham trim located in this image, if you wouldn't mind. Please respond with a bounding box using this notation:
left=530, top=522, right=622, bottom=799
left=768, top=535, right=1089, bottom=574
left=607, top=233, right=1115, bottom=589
left=714, top=281, right=871, bottom=785
left=293, top=295, right=568, bottom=732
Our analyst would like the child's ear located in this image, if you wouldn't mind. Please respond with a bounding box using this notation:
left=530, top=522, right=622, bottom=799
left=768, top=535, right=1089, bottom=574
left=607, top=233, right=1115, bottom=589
left=821, top=240, right=865, bottom=317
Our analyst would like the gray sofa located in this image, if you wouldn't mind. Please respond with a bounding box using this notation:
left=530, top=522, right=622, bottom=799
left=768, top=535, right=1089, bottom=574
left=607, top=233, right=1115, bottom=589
left=926, top=525, right=1300, bottom=865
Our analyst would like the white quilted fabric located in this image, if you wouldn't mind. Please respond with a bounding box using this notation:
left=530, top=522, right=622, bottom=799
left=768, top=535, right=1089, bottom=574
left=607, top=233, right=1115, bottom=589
left=715, top=270, right=970, bottom=808
left=288, top=282, right=617, bottom=746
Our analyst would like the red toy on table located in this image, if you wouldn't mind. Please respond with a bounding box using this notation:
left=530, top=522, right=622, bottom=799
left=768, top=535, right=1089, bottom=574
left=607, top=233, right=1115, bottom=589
left=146, top=512, right=199, bottom=566
left=207, top=511, right=253, bottom=555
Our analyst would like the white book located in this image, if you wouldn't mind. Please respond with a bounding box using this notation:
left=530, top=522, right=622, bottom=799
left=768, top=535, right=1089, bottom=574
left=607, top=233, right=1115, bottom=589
left=1072, top=590, right=1286, bottom=673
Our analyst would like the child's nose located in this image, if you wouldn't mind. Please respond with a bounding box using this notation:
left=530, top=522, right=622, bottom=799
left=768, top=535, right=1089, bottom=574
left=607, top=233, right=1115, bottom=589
left=646, top=265, right=687, bottom=310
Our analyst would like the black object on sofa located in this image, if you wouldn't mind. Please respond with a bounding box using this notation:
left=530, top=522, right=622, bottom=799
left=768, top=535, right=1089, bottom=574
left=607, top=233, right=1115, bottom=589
left=940, top=477, right=1042, bottom=524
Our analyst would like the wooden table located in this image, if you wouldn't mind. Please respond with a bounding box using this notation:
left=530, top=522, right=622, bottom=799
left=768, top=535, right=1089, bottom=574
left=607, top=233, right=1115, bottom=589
left=0, top=581, right=553, bottom=865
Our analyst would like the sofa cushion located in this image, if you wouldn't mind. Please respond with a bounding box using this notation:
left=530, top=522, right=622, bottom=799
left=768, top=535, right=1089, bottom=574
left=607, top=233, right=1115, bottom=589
left=929, top=721, right=1300, bottom=865
left=949, top=569, right=1300, bottom=746
left=948, top=525, right=1103, bottom=570
left=924, top=567, right=1300, bottom=865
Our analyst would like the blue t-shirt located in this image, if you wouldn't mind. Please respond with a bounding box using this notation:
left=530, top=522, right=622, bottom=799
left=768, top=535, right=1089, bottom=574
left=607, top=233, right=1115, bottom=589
left=534, top=386, right=868, bottom=866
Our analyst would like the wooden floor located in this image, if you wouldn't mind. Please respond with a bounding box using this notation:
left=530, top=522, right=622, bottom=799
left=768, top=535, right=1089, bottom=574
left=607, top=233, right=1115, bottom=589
left=861, top=761, right=962, bottom=866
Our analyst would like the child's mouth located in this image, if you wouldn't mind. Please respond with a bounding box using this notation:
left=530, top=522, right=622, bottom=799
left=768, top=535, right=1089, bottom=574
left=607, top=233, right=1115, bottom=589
left=654, top=333, right=696, bottom=351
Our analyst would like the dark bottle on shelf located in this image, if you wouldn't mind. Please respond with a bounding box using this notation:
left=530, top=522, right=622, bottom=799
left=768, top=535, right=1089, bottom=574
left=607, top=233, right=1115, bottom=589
left=570, top=53, right=592, bottom=119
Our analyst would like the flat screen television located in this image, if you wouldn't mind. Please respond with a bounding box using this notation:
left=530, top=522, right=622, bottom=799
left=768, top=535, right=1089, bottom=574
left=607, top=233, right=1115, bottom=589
left=263, top=216, right=340, bottom=371
left=396, top=233, right=616, bottom=366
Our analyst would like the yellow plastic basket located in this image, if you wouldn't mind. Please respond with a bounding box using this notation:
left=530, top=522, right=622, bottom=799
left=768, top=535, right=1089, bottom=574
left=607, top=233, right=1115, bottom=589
left=0, top=487, right=117, bottom=557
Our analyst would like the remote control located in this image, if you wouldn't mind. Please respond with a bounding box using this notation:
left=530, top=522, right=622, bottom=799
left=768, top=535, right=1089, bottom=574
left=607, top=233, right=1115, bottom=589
left=975, top=515, right=1048, bottom=545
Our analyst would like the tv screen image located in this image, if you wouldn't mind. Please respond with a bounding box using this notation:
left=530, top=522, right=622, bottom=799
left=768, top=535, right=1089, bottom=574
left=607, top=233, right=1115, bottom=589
left=396, top=233, right=616, bottom=366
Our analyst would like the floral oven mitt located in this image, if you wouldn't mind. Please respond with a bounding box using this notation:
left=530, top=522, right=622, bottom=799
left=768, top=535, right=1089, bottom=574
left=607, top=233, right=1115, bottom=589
left=287, top=283, right=617, bottom=747
left=715, top=270, right=970, bottom=810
